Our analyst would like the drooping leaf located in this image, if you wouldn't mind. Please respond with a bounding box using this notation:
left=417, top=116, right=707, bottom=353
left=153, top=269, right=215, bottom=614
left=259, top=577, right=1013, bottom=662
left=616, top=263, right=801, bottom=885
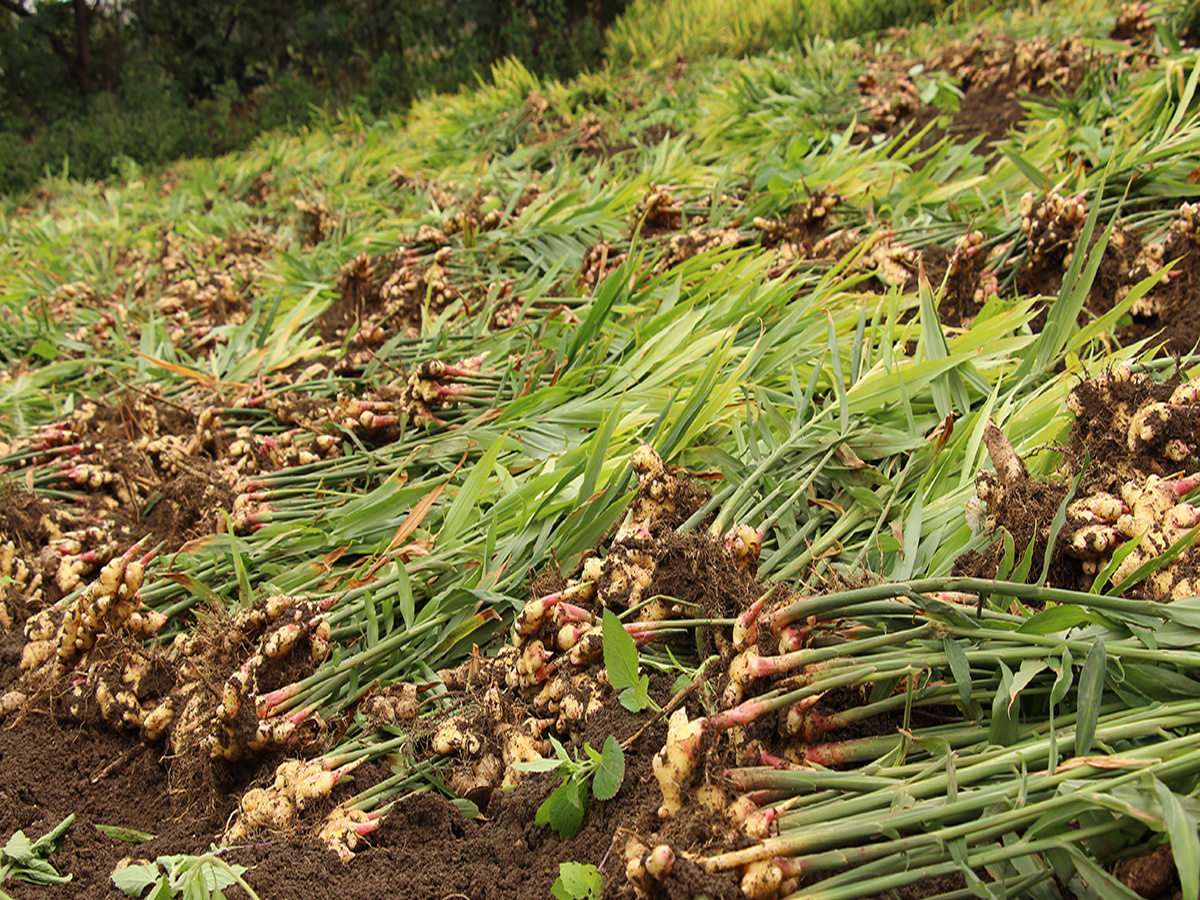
left=537, top=777, right=587, bottom=839
left=989, top=661, right=1020, bottom=746
left=95, top=824, right=156, bottom=844
left=591, top=736, right=626, bottom=801
left=603, top=608, right=653, bottom=711
left=1075, top=641, right=1107, bottom=756
left=111, top=862, right=162, bottom=897
left=1154, top=778, right=1200, bottom=900
left=943, top=637, right=972, bottom=709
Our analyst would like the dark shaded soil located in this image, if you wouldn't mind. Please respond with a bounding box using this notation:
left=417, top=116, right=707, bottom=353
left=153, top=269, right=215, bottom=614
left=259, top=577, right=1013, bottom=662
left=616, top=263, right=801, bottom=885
left=0, top=675, right=742, bottom=900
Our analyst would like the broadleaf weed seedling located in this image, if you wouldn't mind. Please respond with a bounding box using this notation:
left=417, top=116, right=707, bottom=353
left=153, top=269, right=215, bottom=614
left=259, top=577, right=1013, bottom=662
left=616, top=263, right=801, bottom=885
left=111, top=848, right=260, bottom=900
left=552, top=860, right=603, bottom=900
left=514, top=734, right=625, bottom=839
left=0, top=813, right=75, bottom=897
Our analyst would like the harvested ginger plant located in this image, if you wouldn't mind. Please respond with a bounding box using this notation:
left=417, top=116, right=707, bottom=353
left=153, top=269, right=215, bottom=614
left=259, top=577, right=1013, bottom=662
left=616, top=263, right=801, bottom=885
left=964, top=366, right=1200, bottom=601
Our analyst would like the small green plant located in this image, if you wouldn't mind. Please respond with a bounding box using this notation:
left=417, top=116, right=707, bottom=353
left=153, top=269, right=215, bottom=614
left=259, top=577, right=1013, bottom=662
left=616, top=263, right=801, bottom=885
left=514, top=734, right=625, bottom=839
left=552, top=861, right=603, bottom=900
left=602, top=608, right=661, bottom=713
left=0, top=813, right=75, bottom=898
left=111, top=849, right=260, bottom=900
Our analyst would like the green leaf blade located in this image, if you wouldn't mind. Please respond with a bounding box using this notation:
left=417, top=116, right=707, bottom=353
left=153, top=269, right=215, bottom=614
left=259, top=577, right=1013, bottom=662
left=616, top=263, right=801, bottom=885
left=591, top=736, right=625, bottom=801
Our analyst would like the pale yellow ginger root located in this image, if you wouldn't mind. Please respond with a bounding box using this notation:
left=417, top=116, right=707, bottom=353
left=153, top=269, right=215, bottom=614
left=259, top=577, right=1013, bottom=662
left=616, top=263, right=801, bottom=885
left=226, top=787, right=296, bottom=843
left=498, top=720, right=549, bottom=790
left=694, top=782, right=728, bottom=814
left=274, top=758, right=349, bottom=811
left=740, top=859, right=785, bottom=900
left=1, top=540, right=43, bottom=605
left=1065, top=363, right=1147, bottom=437
left=725, top=524, right=763, bottom=576
left=624, top=837, right=653, bottom=899
left=318, top=807, right=377, bottom=863
left=567, top=625, right=604, bottom=667
left=1061, top=472, right=1200, bottom=599
left=603, top=548, right=656, bottom=612
left=625, top=839, right=675, bottom=898
left=449, top=754, right=503, bottom=800
left=361, top=683, right=420, bottom=725
left=1126, top=202, right=1200, bottom=316
left=202, top=594, right=334, bottom=761
left=141, top=696, right=176, bottom=740
left=52, top=549, right=150, bottom=670
left=656, top=227, right=742, bottom=272
left=0, top=690, right=26, bottom=718
left=1019, top=188, right=1087, bottom=266
left=431, top=716, right=482, bottom=757
left=618, top=442, right=680, bottom=539
left=653, top=707, right=706, bottom=818
left=723, top=646, right=760, bottom=708
left=223, top=758, right=360, bottom=844
left=858, top=234, right=918, bottom=287
left=19, top=637, right=55, bottom=672
left=1105, top=477, right=1200, bottom=600
left=646, top=847, right=675, bottom=886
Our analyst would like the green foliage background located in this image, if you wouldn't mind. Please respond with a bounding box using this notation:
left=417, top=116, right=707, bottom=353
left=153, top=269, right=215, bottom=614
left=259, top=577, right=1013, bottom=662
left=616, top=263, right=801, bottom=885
left=0, top=0, right=628, bottom=196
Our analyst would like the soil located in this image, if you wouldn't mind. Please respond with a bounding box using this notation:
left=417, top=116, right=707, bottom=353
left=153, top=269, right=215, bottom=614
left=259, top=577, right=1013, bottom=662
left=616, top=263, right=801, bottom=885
left=0, top=684, right=738, bottom=900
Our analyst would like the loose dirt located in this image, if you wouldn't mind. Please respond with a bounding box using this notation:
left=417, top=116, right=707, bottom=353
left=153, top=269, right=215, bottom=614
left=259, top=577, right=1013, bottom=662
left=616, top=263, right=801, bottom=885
left=0, top=685, right=731, bottom=900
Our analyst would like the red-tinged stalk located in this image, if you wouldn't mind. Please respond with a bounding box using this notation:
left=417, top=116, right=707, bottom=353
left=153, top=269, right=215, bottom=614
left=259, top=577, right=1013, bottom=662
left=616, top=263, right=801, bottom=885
left=785, top=680, right=1005, bottom=742
left=708, top=664, right=888, bottom=732
left=795, top=726, right=982, bottom=767
left=348, top=817, right=380, bottom=838
left=762, top=740, right=1200, bottom=900
left=747, top=714, right=1200, bottom=848
left=515, top=592, right=562, bottom=636
left=740, top=623, right=935, bottom=687
left=751, top=748, right=794, bottom=769
left=742, top=789, right=789, bottom=807
left=624, top=617, right=734, bottom=634
left=733, top=595, right=766, bottom=650
left=653, top=707, right=707, bottom=817
left=776, top=623, right=810, bottom=653
left=557, top=602, right=594, bottom=624
left=256, top=681, right=304, bottom=718
left=1153, top=471, right=1200, bottom=497
left=622, top=619, right=691, bottom=646
left=516, top=582, right=597, bottom=636
left=706, top=755, right=1164, bottom=877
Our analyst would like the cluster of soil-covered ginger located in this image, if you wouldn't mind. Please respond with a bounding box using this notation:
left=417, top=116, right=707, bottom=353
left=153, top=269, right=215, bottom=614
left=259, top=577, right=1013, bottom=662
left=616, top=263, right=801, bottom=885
left=3, top=408, right=1195, bottom=900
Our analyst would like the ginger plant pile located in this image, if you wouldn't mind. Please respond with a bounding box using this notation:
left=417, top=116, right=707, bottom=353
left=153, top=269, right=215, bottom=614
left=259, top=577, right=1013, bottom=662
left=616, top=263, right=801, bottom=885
left=970, top=366, right=1200, bottom=601
left=306, top=445, right=1010, bottom=898
left=412, top=443, right=744, bottom=805
left=1, top=541, right=340, bottom=803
